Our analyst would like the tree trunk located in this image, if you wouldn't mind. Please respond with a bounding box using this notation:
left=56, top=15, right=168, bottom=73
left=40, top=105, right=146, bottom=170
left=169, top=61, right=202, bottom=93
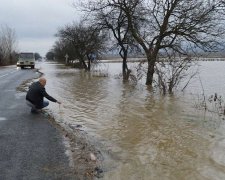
left=122, top=56, right=129, bottom=80
left=82, top=60, right=88, bottom=70
left=79, top=58, right=88, bottom=70
left=120, top=48, right=129, bottom=80
left=87, top=59, right=91, bottom=71
left=122, top=59, right=127, bottom=75
left=146, top=55, right=156, bottom=86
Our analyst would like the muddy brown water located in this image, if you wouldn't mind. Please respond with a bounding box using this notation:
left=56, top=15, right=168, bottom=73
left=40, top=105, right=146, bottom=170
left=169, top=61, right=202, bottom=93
left=37, top=61, right=225, bottom=180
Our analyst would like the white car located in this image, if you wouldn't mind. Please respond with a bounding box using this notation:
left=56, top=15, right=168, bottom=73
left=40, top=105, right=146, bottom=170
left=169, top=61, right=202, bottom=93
left=17, top=52, right=35, bottom=69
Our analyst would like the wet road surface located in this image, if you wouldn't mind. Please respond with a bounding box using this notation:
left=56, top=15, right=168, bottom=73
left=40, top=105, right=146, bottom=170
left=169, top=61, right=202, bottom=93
left=0, top=65, right=74, bottom=180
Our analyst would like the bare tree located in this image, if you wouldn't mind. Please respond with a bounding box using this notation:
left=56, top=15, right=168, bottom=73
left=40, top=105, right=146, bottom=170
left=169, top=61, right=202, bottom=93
left=81, top=1, right=141, bottom=80
left=0, top=24, right=17, bottom=65
left=46, top=51, right=55, bottom=61
left=154, top=53, right=198, bottom=94
left=56, top=21, right=107, bottom=71
left=91, top=0, right=225, bottom=86
left=52, top=39, right=76, bottom=63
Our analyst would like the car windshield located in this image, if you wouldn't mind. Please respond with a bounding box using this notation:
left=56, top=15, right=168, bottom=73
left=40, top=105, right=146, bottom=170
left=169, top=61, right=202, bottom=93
left=19, top=53, right=34, bottom=59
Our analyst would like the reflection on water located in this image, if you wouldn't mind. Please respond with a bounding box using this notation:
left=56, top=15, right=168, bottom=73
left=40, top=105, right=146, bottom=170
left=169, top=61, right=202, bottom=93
left=38, top=61, right=225, bottom=179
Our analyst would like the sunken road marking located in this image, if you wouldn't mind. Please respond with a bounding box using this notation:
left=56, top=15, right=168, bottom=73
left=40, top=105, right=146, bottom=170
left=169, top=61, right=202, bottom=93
left=0, top=70, right=18, bottom=79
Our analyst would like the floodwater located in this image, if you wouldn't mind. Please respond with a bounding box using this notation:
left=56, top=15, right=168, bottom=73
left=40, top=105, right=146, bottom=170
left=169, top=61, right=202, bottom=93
left=38, top=61, right=225, bottom=180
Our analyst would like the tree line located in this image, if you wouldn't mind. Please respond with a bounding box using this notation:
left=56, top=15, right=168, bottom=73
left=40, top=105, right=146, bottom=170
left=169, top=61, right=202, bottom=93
left=47, top=0, right=225, bottom=93
left=0, top=25, right=17, bottom=66
left=0, top=24, right=42, bottom=66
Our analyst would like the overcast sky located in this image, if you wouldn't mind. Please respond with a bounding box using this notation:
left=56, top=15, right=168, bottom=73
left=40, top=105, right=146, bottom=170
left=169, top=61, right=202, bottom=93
left=0, top=0, right=81, bottom=56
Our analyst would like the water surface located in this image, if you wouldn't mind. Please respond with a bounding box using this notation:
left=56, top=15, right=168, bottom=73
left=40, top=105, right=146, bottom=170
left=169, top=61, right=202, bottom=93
left=38, top=61, right=225, bottom=179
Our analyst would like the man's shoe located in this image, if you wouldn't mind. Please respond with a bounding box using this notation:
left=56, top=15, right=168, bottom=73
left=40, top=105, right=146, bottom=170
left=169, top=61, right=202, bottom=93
left=31, top=109, right=39, bottom=114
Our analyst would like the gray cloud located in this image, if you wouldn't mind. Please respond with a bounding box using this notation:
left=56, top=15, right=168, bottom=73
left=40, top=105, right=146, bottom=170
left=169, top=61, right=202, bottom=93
left=0, top=0, right=81, bottom=56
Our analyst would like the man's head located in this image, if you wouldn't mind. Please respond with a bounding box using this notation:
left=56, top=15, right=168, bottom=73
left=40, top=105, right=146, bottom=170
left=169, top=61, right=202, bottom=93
left=39, top=77, right=47, bottom=87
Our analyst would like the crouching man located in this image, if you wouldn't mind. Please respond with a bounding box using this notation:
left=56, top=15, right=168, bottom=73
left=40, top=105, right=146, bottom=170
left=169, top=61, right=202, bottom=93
left=26, top=77, right=61, bottom=114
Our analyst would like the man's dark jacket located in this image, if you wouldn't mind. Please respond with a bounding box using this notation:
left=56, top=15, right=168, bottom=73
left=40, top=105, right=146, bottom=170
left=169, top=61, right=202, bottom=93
left=26, top=81, right=57, bottom=109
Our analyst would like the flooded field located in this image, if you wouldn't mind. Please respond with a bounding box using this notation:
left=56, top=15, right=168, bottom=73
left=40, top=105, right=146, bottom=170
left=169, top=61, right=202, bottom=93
left=38, top=61, right=225, bottom=179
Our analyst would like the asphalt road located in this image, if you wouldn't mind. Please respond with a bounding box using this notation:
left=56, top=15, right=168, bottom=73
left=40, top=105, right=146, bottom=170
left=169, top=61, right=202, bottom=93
left=0, top=66, right=75, bottom=180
